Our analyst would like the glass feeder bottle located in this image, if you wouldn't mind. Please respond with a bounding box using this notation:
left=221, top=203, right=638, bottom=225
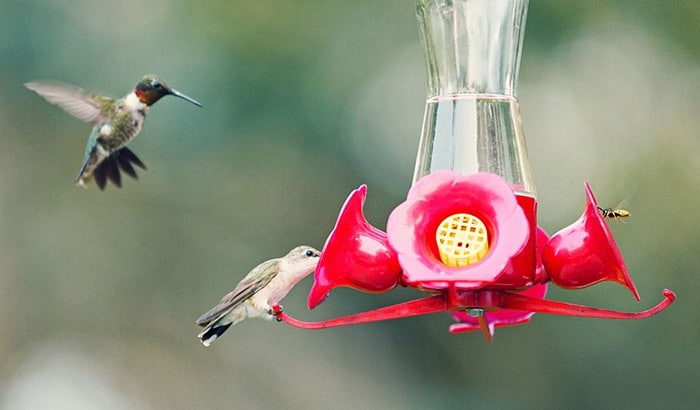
left=413, top=0, right=534, bottom=193
left=413, top=0, right=538, bottom=285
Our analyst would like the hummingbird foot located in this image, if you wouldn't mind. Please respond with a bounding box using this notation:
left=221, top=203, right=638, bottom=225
left=271, top=304, right=284, bottom=321
left=75, top=178, right=89, bottom=189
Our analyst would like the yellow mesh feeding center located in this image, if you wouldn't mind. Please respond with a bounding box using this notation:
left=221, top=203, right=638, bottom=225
left=436, top=213, right=489, bottom=267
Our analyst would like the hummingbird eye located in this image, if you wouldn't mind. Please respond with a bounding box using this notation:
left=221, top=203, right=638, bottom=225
left=152, top=80, right=161, bottom=89
left=305, top=249, right=318, bottom=257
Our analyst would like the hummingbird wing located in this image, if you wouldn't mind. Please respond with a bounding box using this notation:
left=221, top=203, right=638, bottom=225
left=196, top=259, right=280, bottom=327
left=25, top=81, right=110, bottom=124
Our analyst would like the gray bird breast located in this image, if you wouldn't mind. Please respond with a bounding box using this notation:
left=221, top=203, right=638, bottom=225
left=104, top=106, right=146, bottom=151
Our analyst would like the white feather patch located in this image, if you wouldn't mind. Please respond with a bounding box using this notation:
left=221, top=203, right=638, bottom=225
left=99, top=124, right=112, bottom=136
left=123, top=92, right=145, bottom=111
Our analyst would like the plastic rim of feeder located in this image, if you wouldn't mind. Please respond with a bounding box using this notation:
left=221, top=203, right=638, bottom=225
left=436, top=213, right=489, bottom=267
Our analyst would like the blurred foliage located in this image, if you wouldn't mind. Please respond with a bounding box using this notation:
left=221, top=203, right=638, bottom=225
left=1, top=0, right=699, bottom=409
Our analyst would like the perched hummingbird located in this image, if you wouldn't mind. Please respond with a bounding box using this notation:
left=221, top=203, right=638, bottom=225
left=24, top=75, right=202, bottom=190
left=196, top=245, right=321, bottom=347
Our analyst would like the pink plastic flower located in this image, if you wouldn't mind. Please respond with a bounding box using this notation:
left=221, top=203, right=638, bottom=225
left=386, top=171, right=532, bottom=290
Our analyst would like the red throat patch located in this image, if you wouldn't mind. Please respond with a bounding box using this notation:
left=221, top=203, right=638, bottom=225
left=134, top=88, right=146, bottom=103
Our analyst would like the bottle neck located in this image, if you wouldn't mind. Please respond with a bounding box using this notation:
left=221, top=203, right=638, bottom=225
left=415, top=0, right=529, bottom=97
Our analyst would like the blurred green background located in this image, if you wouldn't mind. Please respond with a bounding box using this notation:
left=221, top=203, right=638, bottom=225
left=1, top=1, right=698, bottom=408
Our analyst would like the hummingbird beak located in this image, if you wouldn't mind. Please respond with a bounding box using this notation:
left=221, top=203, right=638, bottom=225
left=170, top=89, right=203, bottom=107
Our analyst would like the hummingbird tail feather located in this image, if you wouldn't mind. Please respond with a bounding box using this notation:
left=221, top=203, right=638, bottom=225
left=93, top=163, right=108, bottom=190
left=104, top=157, right=122, bottom=188
left=115, top=151, right=137, bottom=178
left=118, top=147, right=147, bottom=170
left=89, top=147, right=147, bottom=190
left=198, top=321, right=232, bottom=347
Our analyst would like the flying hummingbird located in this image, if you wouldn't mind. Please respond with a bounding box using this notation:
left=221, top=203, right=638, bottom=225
left=24, top=75, right=202, bottom=190
left=196, top=245, right=321, bottom=347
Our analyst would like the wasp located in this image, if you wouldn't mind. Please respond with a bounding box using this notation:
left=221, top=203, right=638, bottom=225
left=597, top=199, right=631, bottom=222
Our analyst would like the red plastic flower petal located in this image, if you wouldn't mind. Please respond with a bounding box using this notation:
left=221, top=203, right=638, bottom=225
left=308, top=185, right=402, bottom=309
left=543, top=182, right=639, bottom=300
left=449, top=283, right=549, bottom=336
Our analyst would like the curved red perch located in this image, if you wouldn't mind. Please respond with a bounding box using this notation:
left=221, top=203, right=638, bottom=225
left=274, top=295, right=448, bottom=329
left=272, top=289, right=675, bottom=340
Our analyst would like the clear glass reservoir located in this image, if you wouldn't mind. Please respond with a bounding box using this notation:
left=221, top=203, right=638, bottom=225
left=413, top=0, right=534, bottom=195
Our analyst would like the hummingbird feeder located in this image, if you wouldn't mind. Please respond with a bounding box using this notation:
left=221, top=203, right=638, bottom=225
left=272, top=0, right=675, bottom=340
